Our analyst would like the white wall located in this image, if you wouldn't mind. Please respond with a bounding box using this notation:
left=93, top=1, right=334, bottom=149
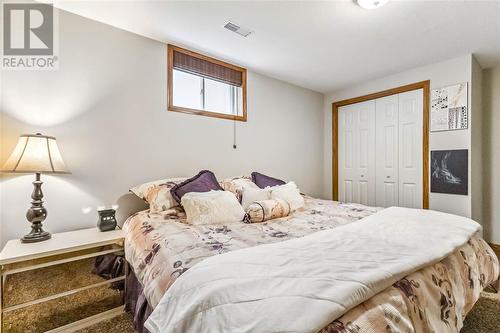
left=323, top=55, right=477, bottom=221
left=483, top=65, right=500, bottom=244
left=0, top=10, right=324, bottom=247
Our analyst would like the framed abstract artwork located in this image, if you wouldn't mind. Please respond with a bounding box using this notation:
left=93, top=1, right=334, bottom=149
left=431, top=149, right=468, bottom=195
left=430, top=82, right=468, bottom=132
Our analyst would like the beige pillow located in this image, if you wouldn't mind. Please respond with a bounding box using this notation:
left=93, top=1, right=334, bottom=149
left=181, top=190, right=246, bottom=225
left=246, top=199, right=291, bottom=223
left=270, top=181, right=304, bottom=211
left=241, top=186, right=272, bottom=210
left=130, top=178, right=186, bottom=213
left=220, top=176, right=259, bottom=202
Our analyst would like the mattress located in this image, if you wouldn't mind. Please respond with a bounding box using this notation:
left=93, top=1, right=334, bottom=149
left=123, top=197, right=499, bottom=332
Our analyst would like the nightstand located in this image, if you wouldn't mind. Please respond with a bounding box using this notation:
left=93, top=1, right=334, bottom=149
left=0, top=228, right=126, bottom=333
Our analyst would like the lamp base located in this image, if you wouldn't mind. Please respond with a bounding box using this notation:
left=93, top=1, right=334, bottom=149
left=21, top=229, right=51, bottom=243
left=22, top=173, right=51, bottom=243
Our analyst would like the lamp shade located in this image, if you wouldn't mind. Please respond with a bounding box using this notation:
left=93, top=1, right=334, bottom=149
left=2, top=133, right=70, bottom=174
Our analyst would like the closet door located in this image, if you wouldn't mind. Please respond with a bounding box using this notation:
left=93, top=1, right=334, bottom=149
left=398, top=89, right=423, bottom=208
left=338, top=100, right=376, bottom=205
left=356, top=100, right=376, bottom=205
left=338, top=104, right=357, bottom=203
left=375, top=95, right=399, bottom=207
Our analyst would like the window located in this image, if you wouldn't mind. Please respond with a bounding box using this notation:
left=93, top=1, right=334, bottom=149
left=167, top=45, right=247, bottom=121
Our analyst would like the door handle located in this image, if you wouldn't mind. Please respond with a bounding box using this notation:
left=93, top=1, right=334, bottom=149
left=386, top=176, right=391, bottom=179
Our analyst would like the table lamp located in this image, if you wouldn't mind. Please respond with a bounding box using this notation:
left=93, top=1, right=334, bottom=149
left=2, top=133, right=70, bottom=243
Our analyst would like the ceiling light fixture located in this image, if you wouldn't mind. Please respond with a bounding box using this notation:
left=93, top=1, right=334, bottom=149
left=356, top=0, right=389, bottom=9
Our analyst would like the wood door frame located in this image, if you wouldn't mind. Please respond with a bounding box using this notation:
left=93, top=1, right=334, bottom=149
left=332, top=80, right=430, bottom=209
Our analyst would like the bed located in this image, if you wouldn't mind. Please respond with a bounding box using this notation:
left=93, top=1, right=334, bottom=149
left=122, top=196, right=499, bottom=333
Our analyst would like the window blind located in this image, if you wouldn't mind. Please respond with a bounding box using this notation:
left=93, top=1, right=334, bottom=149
left=172, top=50, right=243, bottom=87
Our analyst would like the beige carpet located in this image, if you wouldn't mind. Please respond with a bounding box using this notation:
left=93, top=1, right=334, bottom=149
left=76, top=312, right=134, bottom=333
left=461, top=287, right=500, bottom=333
left=77, top=289, right=500, bottom=333
left=2, top=258, right=123, bottom=332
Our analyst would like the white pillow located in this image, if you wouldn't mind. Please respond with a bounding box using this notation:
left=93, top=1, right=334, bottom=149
left=241, top=187, right=272, bottom=210
left=181, top=190, right=246, bottom=225
left=270, top=181, right=304, bottom=211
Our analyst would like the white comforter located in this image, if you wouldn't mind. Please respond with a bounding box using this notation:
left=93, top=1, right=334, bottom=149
left=145, top=207, right=481, bottom=333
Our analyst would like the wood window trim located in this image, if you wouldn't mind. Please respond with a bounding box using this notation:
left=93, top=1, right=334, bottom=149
left=331, top=80, right=430, bottom=209
left=167, top=44, right=247, bottom=122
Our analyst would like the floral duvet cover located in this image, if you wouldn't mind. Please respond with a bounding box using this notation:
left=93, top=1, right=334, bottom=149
left=123, top=197, right=498, bottom=332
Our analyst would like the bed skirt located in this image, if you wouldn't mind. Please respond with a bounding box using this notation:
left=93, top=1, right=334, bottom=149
left=94, top=253, right=151, bottom=333
left=125, top=264, right=153, bottom=333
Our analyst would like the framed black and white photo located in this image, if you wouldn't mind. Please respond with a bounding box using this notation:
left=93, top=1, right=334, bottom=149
left=431, top=149, right=468, bottom=195
left=430, top=82, right=468, bottom=132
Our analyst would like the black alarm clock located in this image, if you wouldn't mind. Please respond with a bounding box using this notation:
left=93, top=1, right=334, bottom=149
left=97, top=209, right=117, bottom=232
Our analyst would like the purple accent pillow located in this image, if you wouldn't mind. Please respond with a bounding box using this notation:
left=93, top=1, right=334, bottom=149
left=170, top=170, right=223, bottom=204
left=251, top=172, right=286, bottom=189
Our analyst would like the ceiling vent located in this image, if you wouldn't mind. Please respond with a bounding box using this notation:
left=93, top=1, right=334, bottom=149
left=223, top=21, right=253, bottom=37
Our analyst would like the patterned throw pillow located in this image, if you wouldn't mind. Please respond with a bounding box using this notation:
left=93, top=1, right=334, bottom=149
left=245, top=199, right=291, bottom=223
left=130, top=178, right=186, bottom=213
left=220, top=176, right=259, bottom=202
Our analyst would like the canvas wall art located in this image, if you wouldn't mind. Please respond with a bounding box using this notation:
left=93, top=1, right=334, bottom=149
left=430, top=82, right=468, bottom=132
left=431, top=149, right=468, bottom=195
